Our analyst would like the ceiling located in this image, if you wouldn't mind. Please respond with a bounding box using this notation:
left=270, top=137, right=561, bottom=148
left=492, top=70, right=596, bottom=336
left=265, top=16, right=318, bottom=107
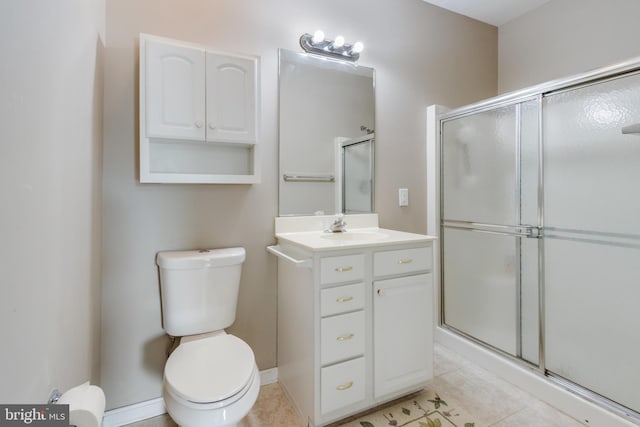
left=422, top=0, right=551, bottom=26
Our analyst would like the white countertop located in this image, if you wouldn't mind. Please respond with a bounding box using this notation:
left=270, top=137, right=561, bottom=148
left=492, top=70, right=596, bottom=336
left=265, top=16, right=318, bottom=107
left=276, top=227, right=437, bottom=252
left=274, top=214, right=436, bottom=251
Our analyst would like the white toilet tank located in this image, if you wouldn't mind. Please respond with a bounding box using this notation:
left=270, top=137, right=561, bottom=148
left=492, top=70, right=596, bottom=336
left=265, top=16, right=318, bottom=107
left=156, top=247, right=246, bottom=337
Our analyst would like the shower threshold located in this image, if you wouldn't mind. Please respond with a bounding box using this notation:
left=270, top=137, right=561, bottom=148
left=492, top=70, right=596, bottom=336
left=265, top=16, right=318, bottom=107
left=436, top=326, right=640, bottom=427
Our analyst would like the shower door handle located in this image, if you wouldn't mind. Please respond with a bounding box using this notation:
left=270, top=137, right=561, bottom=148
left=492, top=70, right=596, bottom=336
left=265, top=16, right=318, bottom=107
left=520, top=225, right=542, bottom=238
left=443, top=220, right=542, bottom=238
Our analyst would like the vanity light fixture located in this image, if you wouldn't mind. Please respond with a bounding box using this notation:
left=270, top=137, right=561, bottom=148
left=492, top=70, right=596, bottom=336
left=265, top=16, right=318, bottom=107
left=299, top=30, right=364, bottom=62
left=332, top=35, right=345, bottom=48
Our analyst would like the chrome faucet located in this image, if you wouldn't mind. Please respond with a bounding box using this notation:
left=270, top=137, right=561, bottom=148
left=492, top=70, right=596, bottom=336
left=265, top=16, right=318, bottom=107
left=327, top=214, right=347, bottom=233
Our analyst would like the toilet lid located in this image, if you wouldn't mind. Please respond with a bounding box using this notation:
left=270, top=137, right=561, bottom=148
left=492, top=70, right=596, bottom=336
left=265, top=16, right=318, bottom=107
left=165, top=334, right=255, bottom=404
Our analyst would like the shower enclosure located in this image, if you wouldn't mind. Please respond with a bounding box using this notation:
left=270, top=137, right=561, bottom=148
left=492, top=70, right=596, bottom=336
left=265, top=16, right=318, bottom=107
left=436, top=60, right=640, bottom=422
left=340, top=134, right=374, bottom=214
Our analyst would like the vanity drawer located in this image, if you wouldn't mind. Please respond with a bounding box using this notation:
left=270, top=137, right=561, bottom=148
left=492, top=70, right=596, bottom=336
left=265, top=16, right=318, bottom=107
left=321, top=283, right=365, bottom=317
left=321, top=311, right=365, bottom=365
left=374, top=246, right=432, bottom=277
left=321, top=357, right=366, bottom=415
left=320, top=254, right=365, bottom=284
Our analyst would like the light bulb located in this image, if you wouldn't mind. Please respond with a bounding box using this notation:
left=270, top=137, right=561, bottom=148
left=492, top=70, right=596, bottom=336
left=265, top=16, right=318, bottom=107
left=333, top=35, right=345, bottom=48
left=312, top=30, right=325, bottom=44
left=352, top=41, right=364, bottom=54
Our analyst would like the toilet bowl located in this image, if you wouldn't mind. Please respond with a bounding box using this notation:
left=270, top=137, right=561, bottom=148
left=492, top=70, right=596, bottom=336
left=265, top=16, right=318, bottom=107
left=156, top=248, right=259, bottom=427
left=163, top=332, right=260, bottom=427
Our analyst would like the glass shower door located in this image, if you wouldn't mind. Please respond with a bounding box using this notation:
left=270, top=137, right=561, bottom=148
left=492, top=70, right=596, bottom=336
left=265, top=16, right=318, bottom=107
left=543, top=72, right=640, bottom=413
left=441, top=100, right=540, bottom=361
left=342, top=137, right=374, bottom=213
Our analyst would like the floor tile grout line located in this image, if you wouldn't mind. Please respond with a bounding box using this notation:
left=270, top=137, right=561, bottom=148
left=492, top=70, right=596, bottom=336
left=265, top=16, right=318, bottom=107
left=486, top=407, right=527, bottom=426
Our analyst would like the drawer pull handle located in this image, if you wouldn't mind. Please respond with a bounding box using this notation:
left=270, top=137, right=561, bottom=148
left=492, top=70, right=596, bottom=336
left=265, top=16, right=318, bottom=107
left=336, top=296, right=354, bottom=303
left=398, top=259, right=413, bottom=264
left=336, top=333, right=354, bottom=341
left=336, top=381, right=354, bottom=391
left=335, top=266, right=353, bottom=272
left=377, top=289, right=383, bottom=296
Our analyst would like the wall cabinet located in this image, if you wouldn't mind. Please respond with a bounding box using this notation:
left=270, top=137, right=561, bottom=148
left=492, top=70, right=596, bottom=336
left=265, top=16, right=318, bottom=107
left=140, top=33, right=259, bottom=184
left=275, top=242, right=433, bottom=426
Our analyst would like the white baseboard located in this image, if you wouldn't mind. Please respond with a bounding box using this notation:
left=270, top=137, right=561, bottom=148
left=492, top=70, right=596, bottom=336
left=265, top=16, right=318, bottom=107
left=102, top=397, right=165, bottom=427
left=435, top=327, right=637, bottom=427
left=102, top=368, right=279, bottom=427
left=259, top=367, right=278, bottom=386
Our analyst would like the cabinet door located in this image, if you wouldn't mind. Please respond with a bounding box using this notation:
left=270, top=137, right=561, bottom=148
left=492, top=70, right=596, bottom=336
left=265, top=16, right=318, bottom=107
left=373, top=274, right=433, bottom=398
left=206, top=52, right=257, bottom=143
left=145, top=40, right=206, bottom=140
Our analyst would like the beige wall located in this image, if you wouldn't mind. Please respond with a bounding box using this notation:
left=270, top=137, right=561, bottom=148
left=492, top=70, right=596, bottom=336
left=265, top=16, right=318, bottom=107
left=0, top=0, right=104, bottom=402
left=102, top=0, right=496, bottom=409
left=499, top=0, right=640, bottom=93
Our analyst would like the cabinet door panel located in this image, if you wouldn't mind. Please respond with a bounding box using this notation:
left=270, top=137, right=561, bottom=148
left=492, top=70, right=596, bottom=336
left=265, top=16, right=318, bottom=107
left=206, top=53, right=257, bottom=143
left=374, top=274, right=433, bottom=398
left=145, top=40, right=206, bottom=140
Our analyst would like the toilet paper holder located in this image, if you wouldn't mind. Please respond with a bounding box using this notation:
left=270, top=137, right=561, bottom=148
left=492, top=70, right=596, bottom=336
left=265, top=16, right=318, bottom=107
left=48, top=389, right=62, bottom=404
left=48, top=382, right=106, bottom=427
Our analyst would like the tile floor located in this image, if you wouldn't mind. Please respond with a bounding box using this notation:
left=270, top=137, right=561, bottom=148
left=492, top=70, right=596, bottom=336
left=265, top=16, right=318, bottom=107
left=125, top=343, right=587, bottom=427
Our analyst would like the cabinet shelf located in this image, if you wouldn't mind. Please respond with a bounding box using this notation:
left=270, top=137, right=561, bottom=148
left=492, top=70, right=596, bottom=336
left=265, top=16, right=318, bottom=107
left=141, top=172, right=260, bottom=185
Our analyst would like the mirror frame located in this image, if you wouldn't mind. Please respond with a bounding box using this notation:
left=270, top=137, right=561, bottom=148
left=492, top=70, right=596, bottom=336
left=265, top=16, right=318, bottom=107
left=277, top=48, right=376, bottom=216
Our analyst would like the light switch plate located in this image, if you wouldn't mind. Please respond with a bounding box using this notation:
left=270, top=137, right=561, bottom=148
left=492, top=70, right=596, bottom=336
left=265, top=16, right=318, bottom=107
left=399, top=188, right=409, bottom=206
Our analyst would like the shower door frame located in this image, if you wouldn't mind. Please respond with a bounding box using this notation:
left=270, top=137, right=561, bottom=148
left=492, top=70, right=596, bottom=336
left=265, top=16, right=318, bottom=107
left=340, top=135, right=375, bottom=214
left=435, top=55, right=640, bottom=423
left=439, top=94, right=543, bottom=367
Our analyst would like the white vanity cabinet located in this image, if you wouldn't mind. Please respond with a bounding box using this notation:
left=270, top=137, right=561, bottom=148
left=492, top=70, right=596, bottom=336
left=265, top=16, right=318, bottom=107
left=139, top=33, right=259, bottom=184
left=274, top=239, right=434, bottom=427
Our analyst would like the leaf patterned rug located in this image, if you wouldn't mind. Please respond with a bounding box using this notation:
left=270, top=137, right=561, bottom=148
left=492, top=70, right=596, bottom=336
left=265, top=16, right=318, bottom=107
left=338, top=390, right=475, bottom=427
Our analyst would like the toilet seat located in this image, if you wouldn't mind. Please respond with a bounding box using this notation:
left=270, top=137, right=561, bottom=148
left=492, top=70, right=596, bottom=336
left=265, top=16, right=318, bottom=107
left=164, top=334, right=255, bottom=406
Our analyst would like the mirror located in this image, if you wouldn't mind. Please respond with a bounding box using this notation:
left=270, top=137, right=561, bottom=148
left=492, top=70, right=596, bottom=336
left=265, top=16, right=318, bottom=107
left=278, top=49, right=375, bottom=216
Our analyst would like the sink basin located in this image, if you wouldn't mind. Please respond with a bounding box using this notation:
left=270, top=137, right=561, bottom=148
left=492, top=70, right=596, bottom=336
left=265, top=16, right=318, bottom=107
left=320, top=231, right=389, bottom=241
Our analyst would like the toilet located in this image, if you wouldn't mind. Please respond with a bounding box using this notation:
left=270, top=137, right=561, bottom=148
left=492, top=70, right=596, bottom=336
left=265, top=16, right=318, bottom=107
left=156, top=247, right=260, bottom=427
